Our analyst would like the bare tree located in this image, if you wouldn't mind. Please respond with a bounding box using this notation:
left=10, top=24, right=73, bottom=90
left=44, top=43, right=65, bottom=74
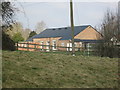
left=35, top=21, right=46, bottom=34
left=117, top=1, right=120, bottom=41
left=1, top=2, right=16, bottom=27
left=5, top=22, right=23, bottom=37
left=22, top=28, right=31, bottom=40
left=101, top=10, right=117, bottom=41
left=96, top=9, right=119, bottom=58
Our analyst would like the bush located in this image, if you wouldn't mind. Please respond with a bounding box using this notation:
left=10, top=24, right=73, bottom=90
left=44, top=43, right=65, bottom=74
left=95, top=42, right=119, bottom=58
left=12, top=32, right=24, bottom=43
left=2, top=31, right=16, bottom=51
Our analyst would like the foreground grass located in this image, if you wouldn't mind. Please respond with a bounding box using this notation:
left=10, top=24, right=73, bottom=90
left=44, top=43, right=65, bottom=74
left=2, top=50, right=118, bottom=88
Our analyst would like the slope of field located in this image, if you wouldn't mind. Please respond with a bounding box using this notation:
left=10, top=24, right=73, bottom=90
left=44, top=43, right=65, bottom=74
left=2, top=51, right=118, bottom=88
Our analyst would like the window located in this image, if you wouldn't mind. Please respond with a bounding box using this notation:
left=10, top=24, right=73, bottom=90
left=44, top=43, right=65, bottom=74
left=74, top=43, right=77, bottom=47
left=79, top=42, right=82, bottom=47
left=61, top=43, right=64, bottom=46
left=21, top=44, right=24, bottom=47
left=41, top=41, right=44, bottom=49
left=24, top=44, right=27, bottom=47
left=46, top=41, right=50, bottom=45
left=87, top=43, right=92, bottom=48
left=46, top=41, right=50, bottom=49
left=67, top=43, right=72, bottom=51
left=41, top=41, right=44, bottom=44
left=52, top=40, right=57, bottom=50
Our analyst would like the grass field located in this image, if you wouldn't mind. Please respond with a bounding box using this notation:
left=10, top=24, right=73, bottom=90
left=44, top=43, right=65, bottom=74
left=2, top=50, right=118, bottom=88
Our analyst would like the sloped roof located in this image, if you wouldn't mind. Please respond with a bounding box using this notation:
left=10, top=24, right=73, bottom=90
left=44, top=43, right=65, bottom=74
left=26, top=25, right=90, bottom=41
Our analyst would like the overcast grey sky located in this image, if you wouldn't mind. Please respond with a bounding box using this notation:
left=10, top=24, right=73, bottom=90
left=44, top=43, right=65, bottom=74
left=14, top=1, right=118, bottom=30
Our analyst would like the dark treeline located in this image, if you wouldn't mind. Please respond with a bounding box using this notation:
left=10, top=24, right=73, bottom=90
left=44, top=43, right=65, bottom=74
left=95, top=8, right=120, bottom=58
left=1, top=2, right=16, bottom=50
left=1, top=2, right=32, bottom=50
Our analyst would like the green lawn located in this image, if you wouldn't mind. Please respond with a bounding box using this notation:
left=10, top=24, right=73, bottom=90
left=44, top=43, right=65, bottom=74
left=2, top=50, right=118, bottom=88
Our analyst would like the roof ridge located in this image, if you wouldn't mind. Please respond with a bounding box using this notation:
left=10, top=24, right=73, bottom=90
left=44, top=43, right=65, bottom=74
left=47, top=25, right=90, bottom=30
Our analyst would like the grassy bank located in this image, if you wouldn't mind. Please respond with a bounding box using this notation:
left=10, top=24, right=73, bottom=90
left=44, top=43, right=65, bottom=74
left=2, top=50, right=118, bottom=88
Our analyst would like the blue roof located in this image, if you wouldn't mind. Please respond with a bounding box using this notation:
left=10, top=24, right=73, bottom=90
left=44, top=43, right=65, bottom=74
left=26, top=25, right=90, bottom=41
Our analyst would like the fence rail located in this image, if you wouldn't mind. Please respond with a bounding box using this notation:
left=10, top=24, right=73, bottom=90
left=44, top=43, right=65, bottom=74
left=16, top=42, right=87, bottom=51
left=16, top=42, right=98, bottom=56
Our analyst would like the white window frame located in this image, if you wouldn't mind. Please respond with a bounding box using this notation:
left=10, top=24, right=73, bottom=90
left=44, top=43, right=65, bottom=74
left=67, top=43, right=72, bottom=51
left=79, top=42, right=82, bottom=47
left=41, top=41, right=44, bottom=49
left=52, top=40, right=57, bottom=50
left=24, top=44, right=27, bottom=47
left=74, top=42, right=77, bottom=47
left=46, top=41, right=50, bottom=50
left=61, top=43, right=65, bottom=46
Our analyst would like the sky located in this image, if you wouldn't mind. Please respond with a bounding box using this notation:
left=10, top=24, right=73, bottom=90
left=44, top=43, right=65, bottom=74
left=13, top=0, right=119, bottom=30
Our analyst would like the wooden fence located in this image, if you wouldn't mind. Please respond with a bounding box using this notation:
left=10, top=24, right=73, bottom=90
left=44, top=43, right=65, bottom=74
left=15, top=42, right=98, bottom=56
left=16, top=42, right=88, bottom=52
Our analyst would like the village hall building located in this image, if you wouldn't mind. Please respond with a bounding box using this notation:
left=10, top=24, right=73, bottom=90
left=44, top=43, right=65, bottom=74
left=18, top=25, right=103, bottom=51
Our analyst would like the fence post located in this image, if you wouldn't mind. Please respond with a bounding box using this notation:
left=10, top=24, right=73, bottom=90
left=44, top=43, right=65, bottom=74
left=87, top=43, right=90, bottom=56
left=16, top=42, right=18, bottom=51
left=27, top=42, right=29, bottom=51
left=34, top=43, right=36, bottom=51
left=49, top=44, right=50, bottom=51
left=51, top=45, right=53, bottom=51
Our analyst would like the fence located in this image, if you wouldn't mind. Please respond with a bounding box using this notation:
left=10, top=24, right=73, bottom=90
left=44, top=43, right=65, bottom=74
left=16, top=42, right=96, bottom=56
left=16, top=42, right=83, bottom=51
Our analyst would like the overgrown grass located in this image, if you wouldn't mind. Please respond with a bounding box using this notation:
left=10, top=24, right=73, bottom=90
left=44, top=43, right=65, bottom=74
left=2, top=50, right=118, bottom=88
